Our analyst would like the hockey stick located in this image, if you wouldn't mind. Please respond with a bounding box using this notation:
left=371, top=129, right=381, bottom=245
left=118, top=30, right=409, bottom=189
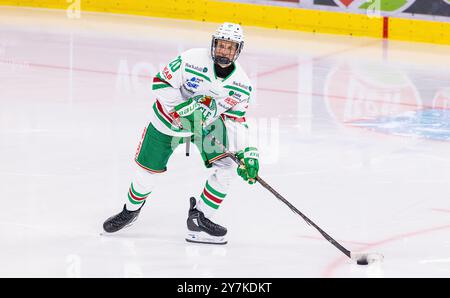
left=207, top=134, right=383, bottom=265
left=165, top=95, right=380, bottom=263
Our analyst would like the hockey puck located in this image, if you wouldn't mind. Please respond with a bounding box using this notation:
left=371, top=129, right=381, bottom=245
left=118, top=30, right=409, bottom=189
left=357, top=259, right=369, bottom=265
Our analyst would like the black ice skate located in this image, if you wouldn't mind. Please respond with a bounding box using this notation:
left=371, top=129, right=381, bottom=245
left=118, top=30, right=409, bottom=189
left=186, top=197, right=227, bottom=245
left=103, top=203, right=144, bottom=233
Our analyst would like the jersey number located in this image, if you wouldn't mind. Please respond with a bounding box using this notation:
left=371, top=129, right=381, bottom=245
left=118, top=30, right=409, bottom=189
left=169, top=56, right=182, bottom=72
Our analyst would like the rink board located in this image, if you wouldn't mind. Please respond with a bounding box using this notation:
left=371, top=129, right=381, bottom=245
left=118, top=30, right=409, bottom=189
left=0, top=0, right=449, bottom=44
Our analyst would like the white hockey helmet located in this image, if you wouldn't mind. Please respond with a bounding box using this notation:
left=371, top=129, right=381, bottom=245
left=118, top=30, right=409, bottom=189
left=211, top=22, right=244, bottom=65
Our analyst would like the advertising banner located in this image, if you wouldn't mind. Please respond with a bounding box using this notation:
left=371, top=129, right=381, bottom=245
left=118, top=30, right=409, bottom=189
left=242, top=0, right=450, bottom=19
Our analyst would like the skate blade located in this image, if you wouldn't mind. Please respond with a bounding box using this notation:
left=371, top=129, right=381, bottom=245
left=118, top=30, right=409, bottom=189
left=185, top=231, right=227, bottom=245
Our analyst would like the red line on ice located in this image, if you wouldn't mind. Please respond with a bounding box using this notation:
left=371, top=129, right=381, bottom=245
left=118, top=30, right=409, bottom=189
left=321, top=223, right=450, bottom=277
left=431, top=208, right=450, bottom=213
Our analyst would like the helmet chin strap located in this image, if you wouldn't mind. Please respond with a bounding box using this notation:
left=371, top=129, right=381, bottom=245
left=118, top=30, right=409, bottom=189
left=214, top=56, right=231, bottom=65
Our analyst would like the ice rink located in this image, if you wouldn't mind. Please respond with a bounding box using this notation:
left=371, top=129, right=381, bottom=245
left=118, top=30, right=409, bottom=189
left=1, top=7, right=449, bottom=278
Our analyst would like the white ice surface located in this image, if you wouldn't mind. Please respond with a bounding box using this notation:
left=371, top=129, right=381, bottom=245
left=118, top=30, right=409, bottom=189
left=0, top=7, right=449, bottom=277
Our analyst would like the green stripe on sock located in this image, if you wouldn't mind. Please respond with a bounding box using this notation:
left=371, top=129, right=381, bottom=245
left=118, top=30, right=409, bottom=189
left=130, top=183, right=151, bottom=198
left=205, top=181, right=226, bottom=198
left=128, top=193, right=145, bottom=205
left=201, top=193, right=219, bottom=209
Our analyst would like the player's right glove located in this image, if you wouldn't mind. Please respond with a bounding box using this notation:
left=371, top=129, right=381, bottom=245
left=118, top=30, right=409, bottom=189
left=236, top=147, right=259, bottom=185
left=171, top=96, right=206, bottom=134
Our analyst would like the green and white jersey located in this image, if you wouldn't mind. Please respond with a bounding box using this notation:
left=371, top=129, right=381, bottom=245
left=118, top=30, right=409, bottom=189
left=149, top=48, right=253, bottom=151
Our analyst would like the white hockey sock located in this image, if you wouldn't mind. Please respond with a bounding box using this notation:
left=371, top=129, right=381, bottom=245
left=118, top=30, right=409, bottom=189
left=126, top=165, right=156, bottom=211
left=197, top=157, right=234, bottom=218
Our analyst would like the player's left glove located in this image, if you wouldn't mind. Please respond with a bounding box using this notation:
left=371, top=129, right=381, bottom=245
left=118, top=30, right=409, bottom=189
left=236, top=147, right=259, bottom=185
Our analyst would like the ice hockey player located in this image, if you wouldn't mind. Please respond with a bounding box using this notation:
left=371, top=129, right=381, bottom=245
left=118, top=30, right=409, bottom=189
left=103, top=22, right=259, bottom=244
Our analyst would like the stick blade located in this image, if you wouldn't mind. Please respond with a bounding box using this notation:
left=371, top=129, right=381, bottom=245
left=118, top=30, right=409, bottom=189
left=351, top=252, right=384, bottom=265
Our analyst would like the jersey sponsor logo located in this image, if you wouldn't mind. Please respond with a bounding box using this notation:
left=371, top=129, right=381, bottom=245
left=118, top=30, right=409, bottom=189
left=224, top=97, right=239, bottom=106
left=163, top=66, right=173, bottom=80
left=190, top=77, right=203, bottom=83
left=232, top=93, right=242, bottom=100
left=186, top=63, right=208, bottom=73
left=229, top=90, right=243, bottom=100
left=218, top=97, right=240, bottom=112
left=232, top=81, right=251, bottom=91
left=186, top=77, right=202, bottom=89
left=177, top=102, right=200, bottom=117
left=217, top=102, right=229, bottom=110
left=207, top=89, right=220, bottom=96
left=186, top=82, right=199, bottom=89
